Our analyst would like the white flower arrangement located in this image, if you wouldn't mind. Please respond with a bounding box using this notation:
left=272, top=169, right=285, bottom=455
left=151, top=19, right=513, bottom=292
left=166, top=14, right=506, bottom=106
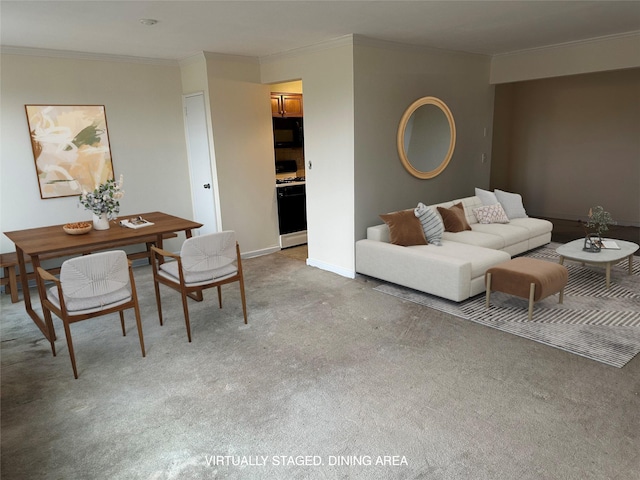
left=79, top=175, right=124, bottom=218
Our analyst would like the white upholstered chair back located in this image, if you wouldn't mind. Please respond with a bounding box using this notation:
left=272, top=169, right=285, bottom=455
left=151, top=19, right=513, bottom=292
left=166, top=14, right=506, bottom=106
left=60, top=250, right=130, bottom=299
left=180, top=231, right=237, bottom=273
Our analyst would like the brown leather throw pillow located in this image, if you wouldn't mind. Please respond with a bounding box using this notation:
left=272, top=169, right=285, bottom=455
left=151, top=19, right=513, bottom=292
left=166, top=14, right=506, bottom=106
left=437, top=202, right=472, bottom=233
left=379, top=210, right=428, bottom=246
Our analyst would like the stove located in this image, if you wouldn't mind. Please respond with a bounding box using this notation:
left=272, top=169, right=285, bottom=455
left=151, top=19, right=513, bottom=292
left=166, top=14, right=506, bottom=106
left=276, top=176, right=305, bottom=186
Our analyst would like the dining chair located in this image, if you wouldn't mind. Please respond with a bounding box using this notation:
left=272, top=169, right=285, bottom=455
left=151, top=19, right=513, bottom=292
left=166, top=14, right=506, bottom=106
left=150, top=231, right=247, bottom=342
left=37, top=250, right=146, bottom=379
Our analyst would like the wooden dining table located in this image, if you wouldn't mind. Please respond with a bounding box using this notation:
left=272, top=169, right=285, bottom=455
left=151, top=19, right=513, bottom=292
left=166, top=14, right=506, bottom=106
left=3, top=211, right=202, bottom=354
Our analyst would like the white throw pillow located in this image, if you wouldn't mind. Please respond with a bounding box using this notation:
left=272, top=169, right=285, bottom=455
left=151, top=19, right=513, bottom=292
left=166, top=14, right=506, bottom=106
left=414, top=202, right=443, bottom=246
left=494, top=189, right=528, bottom=219
left=473, top=203, right=510, bottom=224
left=475, top=187, right=499, bottom=206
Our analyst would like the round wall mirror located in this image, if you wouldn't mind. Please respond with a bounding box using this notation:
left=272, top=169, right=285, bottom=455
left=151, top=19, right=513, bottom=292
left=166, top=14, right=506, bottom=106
left=397, top=96, right=456, bottom=179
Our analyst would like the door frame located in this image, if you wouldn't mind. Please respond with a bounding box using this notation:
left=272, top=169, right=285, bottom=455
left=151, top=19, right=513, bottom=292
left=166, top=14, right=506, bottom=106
left=183, top=92, right=222, bottom=234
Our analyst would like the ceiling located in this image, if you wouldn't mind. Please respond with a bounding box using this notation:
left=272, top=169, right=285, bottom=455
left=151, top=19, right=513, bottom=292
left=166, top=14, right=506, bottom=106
left=2, top=1, right=639, bottom=61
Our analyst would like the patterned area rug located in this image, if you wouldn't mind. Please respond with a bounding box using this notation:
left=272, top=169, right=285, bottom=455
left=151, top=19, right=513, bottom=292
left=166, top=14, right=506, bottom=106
left=373, top=243, right=640, bottom=368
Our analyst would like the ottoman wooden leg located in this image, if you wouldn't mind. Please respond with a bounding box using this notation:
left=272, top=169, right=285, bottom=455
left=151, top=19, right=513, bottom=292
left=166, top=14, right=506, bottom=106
left=528, top=282, right=536, bottom=321
left=485, top=272, right=492, bottom=308
left=559, top=288, right=564, bottom=304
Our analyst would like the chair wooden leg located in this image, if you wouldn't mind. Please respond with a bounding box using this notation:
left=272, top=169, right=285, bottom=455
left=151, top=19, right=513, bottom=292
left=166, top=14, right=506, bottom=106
left=217, top=285, right=222, bottom=309
left=62, top=319, right=79, bottom=379
left=119, top=311, right=126, bottom=336
left=180, top=290, right=192, bottom=342
left=153, top=278, right=164, bottom=326
left=239, top=276, right=248, bottom=324
left=133, top=303, right=146, bottom=357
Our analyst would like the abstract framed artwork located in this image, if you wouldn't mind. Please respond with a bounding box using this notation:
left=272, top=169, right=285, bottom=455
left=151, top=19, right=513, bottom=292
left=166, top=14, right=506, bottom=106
left=25, top=105, right=114, bottom=199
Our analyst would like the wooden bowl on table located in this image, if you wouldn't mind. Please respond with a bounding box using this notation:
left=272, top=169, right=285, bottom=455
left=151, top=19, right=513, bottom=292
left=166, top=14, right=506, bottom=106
left=63, top=222, right=92, bottom=235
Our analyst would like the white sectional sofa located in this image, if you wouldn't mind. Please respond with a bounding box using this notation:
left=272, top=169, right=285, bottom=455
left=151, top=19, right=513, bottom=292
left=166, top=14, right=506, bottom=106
left=355, top=194, right=553, bottom=302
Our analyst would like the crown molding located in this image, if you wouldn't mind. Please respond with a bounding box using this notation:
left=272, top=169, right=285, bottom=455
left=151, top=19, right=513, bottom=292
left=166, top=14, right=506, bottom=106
left=202, top=51, right=260, bottom=64
left=493, top=30, right=640, bottom=58
left=351, top=34, right=489, bottom=59
left=259, top=35, right=355, bottom=64
left=0, top=46, right=179, bottom=66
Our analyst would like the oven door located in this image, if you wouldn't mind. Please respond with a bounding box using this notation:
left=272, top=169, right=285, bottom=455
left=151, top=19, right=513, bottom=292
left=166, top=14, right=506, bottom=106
left=277, top=184, right=306, bottom=234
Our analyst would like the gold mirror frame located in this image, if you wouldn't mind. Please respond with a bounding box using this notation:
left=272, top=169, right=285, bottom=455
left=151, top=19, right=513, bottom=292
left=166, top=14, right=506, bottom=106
left=397, top=96, right=456, bottom=179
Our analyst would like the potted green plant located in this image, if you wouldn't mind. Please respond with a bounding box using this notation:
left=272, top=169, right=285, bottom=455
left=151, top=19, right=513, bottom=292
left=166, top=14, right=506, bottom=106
left=582, top=206, right=616, bottom=252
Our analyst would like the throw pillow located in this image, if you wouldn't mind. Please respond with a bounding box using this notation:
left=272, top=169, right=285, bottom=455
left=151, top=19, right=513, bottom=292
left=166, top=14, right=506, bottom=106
left=379, top=210, right=428, bottom=246
left=494, top=189, right=528, bottom=219
left=475, top=187, right=499, bottom=206
left=414, top=202, right=443, bottom=246
left=473, top=203, right=510, bottom=224
left=436, top=202, right=472, bottom=233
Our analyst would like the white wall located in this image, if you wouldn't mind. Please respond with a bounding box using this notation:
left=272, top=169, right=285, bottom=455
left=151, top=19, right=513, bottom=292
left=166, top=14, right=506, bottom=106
left=352, top=39, right=494, bottom=240
left=0, top=52, right=192, bottom=254
left=261, top=38, right=355, bottom=277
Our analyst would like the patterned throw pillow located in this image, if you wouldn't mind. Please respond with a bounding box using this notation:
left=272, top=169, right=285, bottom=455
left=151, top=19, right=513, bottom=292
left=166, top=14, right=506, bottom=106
left=414, top=202, right=443, bottom=246
left=472, top=203, right=510, bottom=224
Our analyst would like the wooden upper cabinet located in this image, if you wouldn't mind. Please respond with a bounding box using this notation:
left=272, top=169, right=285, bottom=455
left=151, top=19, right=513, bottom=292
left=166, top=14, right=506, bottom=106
left=271, top=93, right=303, bottom=117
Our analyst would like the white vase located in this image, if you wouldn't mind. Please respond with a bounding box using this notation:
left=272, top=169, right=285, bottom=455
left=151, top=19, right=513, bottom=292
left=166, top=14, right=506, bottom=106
left=92, top=212, right=110, bottom=230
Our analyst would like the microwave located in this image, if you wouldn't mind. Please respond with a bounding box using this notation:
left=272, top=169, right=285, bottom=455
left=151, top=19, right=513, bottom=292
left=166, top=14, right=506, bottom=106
left=273, top=117, right=303, bottom=148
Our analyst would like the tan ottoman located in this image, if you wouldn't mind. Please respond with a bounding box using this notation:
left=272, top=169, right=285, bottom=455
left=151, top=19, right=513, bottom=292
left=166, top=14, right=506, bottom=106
left=485, top=257, right=568, bottom=320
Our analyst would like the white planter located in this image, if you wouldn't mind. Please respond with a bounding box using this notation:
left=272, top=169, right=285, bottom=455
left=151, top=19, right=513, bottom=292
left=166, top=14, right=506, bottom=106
left=92, top=212, right=110, bottom=230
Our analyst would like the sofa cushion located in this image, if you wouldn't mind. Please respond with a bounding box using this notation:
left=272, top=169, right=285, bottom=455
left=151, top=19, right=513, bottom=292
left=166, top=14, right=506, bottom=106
left=473, top=203, right=510, bottom=224
left=475, top=187, right=499, bottom=206
left=442, top=229, right=505, bottom=250
left=409, top=241, right=510, bottom=279
left=472, top=223, right=531, bottom=246
left=414, top=202, right=443, bottom=246
left=495, top=189, right=529, bottom=219
left=379, top=210, right=427, bottom=246
left=508, top=217, right=553, bottom=237
left=437, top=202, right=472, bottom=233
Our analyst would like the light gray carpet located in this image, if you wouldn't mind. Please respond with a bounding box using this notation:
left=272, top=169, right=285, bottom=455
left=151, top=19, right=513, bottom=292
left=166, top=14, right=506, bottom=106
left=2, top=248, right=640, bottom=479
left=374, top=243, right=640, bottom=368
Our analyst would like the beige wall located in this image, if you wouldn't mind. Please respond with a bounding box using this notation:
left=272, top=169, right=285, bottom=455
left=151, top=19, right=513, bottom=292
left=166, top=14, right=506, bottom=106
left=491, top=68, right=640, bottom=226
left=0, top=52, right=192, bottom=254
left=202, top=53, right=281, bottom=256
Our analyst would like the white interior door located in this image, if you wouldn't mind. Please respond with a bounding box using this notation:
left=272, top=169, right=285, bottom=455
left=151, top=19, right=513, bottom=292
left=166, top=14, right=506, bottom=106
left=184, top=93, right=218, bottom=235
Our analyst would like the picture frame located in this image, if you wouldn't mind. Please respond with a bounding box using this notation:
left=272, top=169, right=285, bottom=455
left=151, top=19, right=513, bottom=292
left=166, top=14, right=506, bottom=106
left=25, top=104, right=114, bottom=199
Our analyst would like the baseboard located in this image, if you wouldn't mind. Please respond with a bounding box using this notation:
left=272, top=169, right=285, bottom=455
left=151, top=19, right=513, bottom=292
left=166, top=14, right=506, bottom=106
left=242, top=246, right=281, bottom=259
left=306, top=258, right=356, bottom=279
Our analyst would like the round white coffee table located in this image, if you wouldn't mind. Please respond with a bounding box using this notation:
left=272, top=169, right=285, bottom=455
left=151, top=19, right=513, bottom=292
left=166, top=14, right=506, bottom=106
left=556, top=239, right=639, bottom=289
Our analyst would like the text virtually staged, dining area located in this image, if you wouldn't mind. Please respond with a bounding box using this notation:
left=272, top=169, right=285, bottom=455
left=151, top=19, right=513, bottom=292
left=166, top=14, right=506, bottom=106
left=2, top=2, right=640, bottom=479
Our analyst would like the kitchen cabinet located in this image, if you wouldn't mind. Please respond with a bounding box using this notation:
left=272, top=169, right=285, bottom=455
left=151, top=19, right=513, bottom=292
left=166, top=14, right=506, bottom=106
left=271, top=93, right=303, bottom=117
